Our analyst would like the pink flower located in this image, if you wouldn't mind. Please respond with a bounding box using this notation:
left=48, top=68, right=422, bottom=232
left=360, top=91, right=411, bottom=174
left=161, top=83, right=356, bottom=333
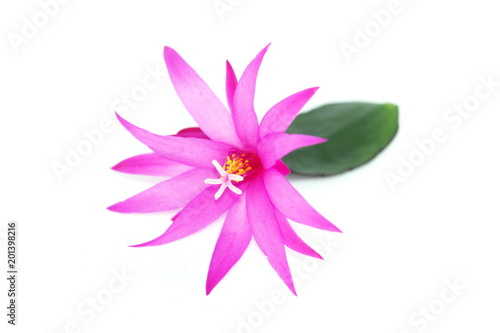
left=108, top=44, right=341, bottom=295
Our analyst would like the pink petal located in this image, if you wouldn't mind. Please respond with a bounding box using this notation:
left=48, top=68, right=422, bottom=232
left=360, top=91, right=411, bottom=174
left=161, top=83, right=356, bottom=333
left=226, top=60, right=238, bottom=112
left=232, top=44, right=270, bottom=147
left=274, top=160, right=290, bottom=176
left=259, top=87, right=319, bottom=137
left=175, top=127, right=208, bottom=139
left=131, top=185, right=242, bottom=247
left=111, top=153, right=192, bottom=177
left=257, top=133, right=327, bottom=169
left=116, top=113, right=230, bottom=169
left=276, top=211, right=323, bottom=259
left=163, top=47, right=242, bottom=147
left=107, top=168, right=214, bottom=213
left=206, top=193, right=251, bottom=295
left=263, top=168, right=341, bottom=232
left=246, top=175, right=296, bottom=295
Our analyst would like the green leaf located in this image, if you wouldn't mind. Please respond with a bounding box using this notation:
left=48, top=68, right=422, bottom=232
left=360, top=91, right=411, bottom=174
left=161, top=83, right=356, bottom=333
left=283, top=102, right=399, bottom=176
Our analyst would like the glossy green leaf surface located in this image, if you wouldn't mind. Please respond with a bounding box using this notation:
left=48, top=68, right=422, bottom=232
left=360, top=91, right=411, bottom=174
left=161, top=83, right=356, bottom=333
left=283, top=102, right=399, bottom=176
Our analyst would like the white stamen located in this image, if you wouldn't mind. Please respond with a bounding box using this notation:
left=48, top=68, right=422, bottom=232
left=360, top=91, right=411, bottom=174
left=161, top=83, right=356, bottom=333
left=228, top=173, right=244, bottom=182
left=214, top=182, right=228, bottom=200
left=227, top=182, right=242, bottom=195
left=204, top=160, right=244, bottom=200
left=204, top=178, right=224, bottom=185
left=212, top=159, right=227, bottom=175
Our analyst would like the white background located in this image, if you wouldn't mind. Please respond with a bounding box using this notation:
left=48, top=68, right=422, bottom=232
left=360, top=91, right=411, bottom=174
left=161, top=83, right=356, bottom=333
left=1, top=0, right=499, bottom=332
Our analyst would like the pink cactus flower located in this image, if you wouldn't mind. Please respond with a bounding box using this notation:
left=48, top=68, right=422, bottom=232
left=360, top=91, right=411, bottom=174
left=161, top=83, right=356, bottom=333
left=108, top=44, right=341, bottom=295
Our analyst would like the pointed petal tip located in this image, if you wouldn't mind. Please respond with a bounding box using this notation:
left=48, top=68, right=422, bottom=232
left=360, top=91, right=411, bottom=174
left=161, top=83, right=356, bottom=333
left=261, top=43, right=271, bottom=55
left=206, top=270, right=227, bottom=296
left=314, top=137, right=328, bottom=144
left=206, top=283, right=215, bottom=296
left=163, top=46, right=184, bottom=70
left=107, top=203, right=122, bottom=213
left=311, top=251, right=324, bottom=260
left=110, top=160, right=127, bottom=172
left=163, top=45, right=175, bottom=56
left=330, top=224, right=342, bottom=233
left=289, top=284, right=297, bottom=296
left=128, top=241, right=150, bottom=248
left=300, top=135, right=327, bottom=146
left=324, top=223, right=342, bottom=233
left=105, top=201, right=140, bottom=214
left=252, top=43, right=271, bottom=63
left=114, top=111, right=127, bottom=125
left=114, top=112, right=131, bottom=131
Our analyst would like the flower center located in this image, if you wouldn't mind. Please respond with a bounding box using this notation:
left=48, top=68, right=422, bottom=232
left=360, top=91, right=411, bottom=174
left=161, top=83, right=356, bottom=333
left=204, top=150, right=261, bottom=200
left=222, top=150, right=259, bottom=179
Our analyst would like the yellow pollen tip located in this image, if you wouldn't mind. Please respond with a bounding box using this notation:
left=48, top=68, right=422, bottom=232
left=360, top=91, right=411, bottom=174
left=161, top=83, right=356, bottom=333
left=223, top=154, right=255, bottom=178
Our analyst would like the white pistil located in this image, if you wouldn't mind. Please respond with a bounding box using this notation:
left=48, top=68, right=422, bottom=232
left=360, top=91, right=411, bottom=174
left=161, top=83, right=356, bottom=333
left=204, top=160, right=244, bottom=200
